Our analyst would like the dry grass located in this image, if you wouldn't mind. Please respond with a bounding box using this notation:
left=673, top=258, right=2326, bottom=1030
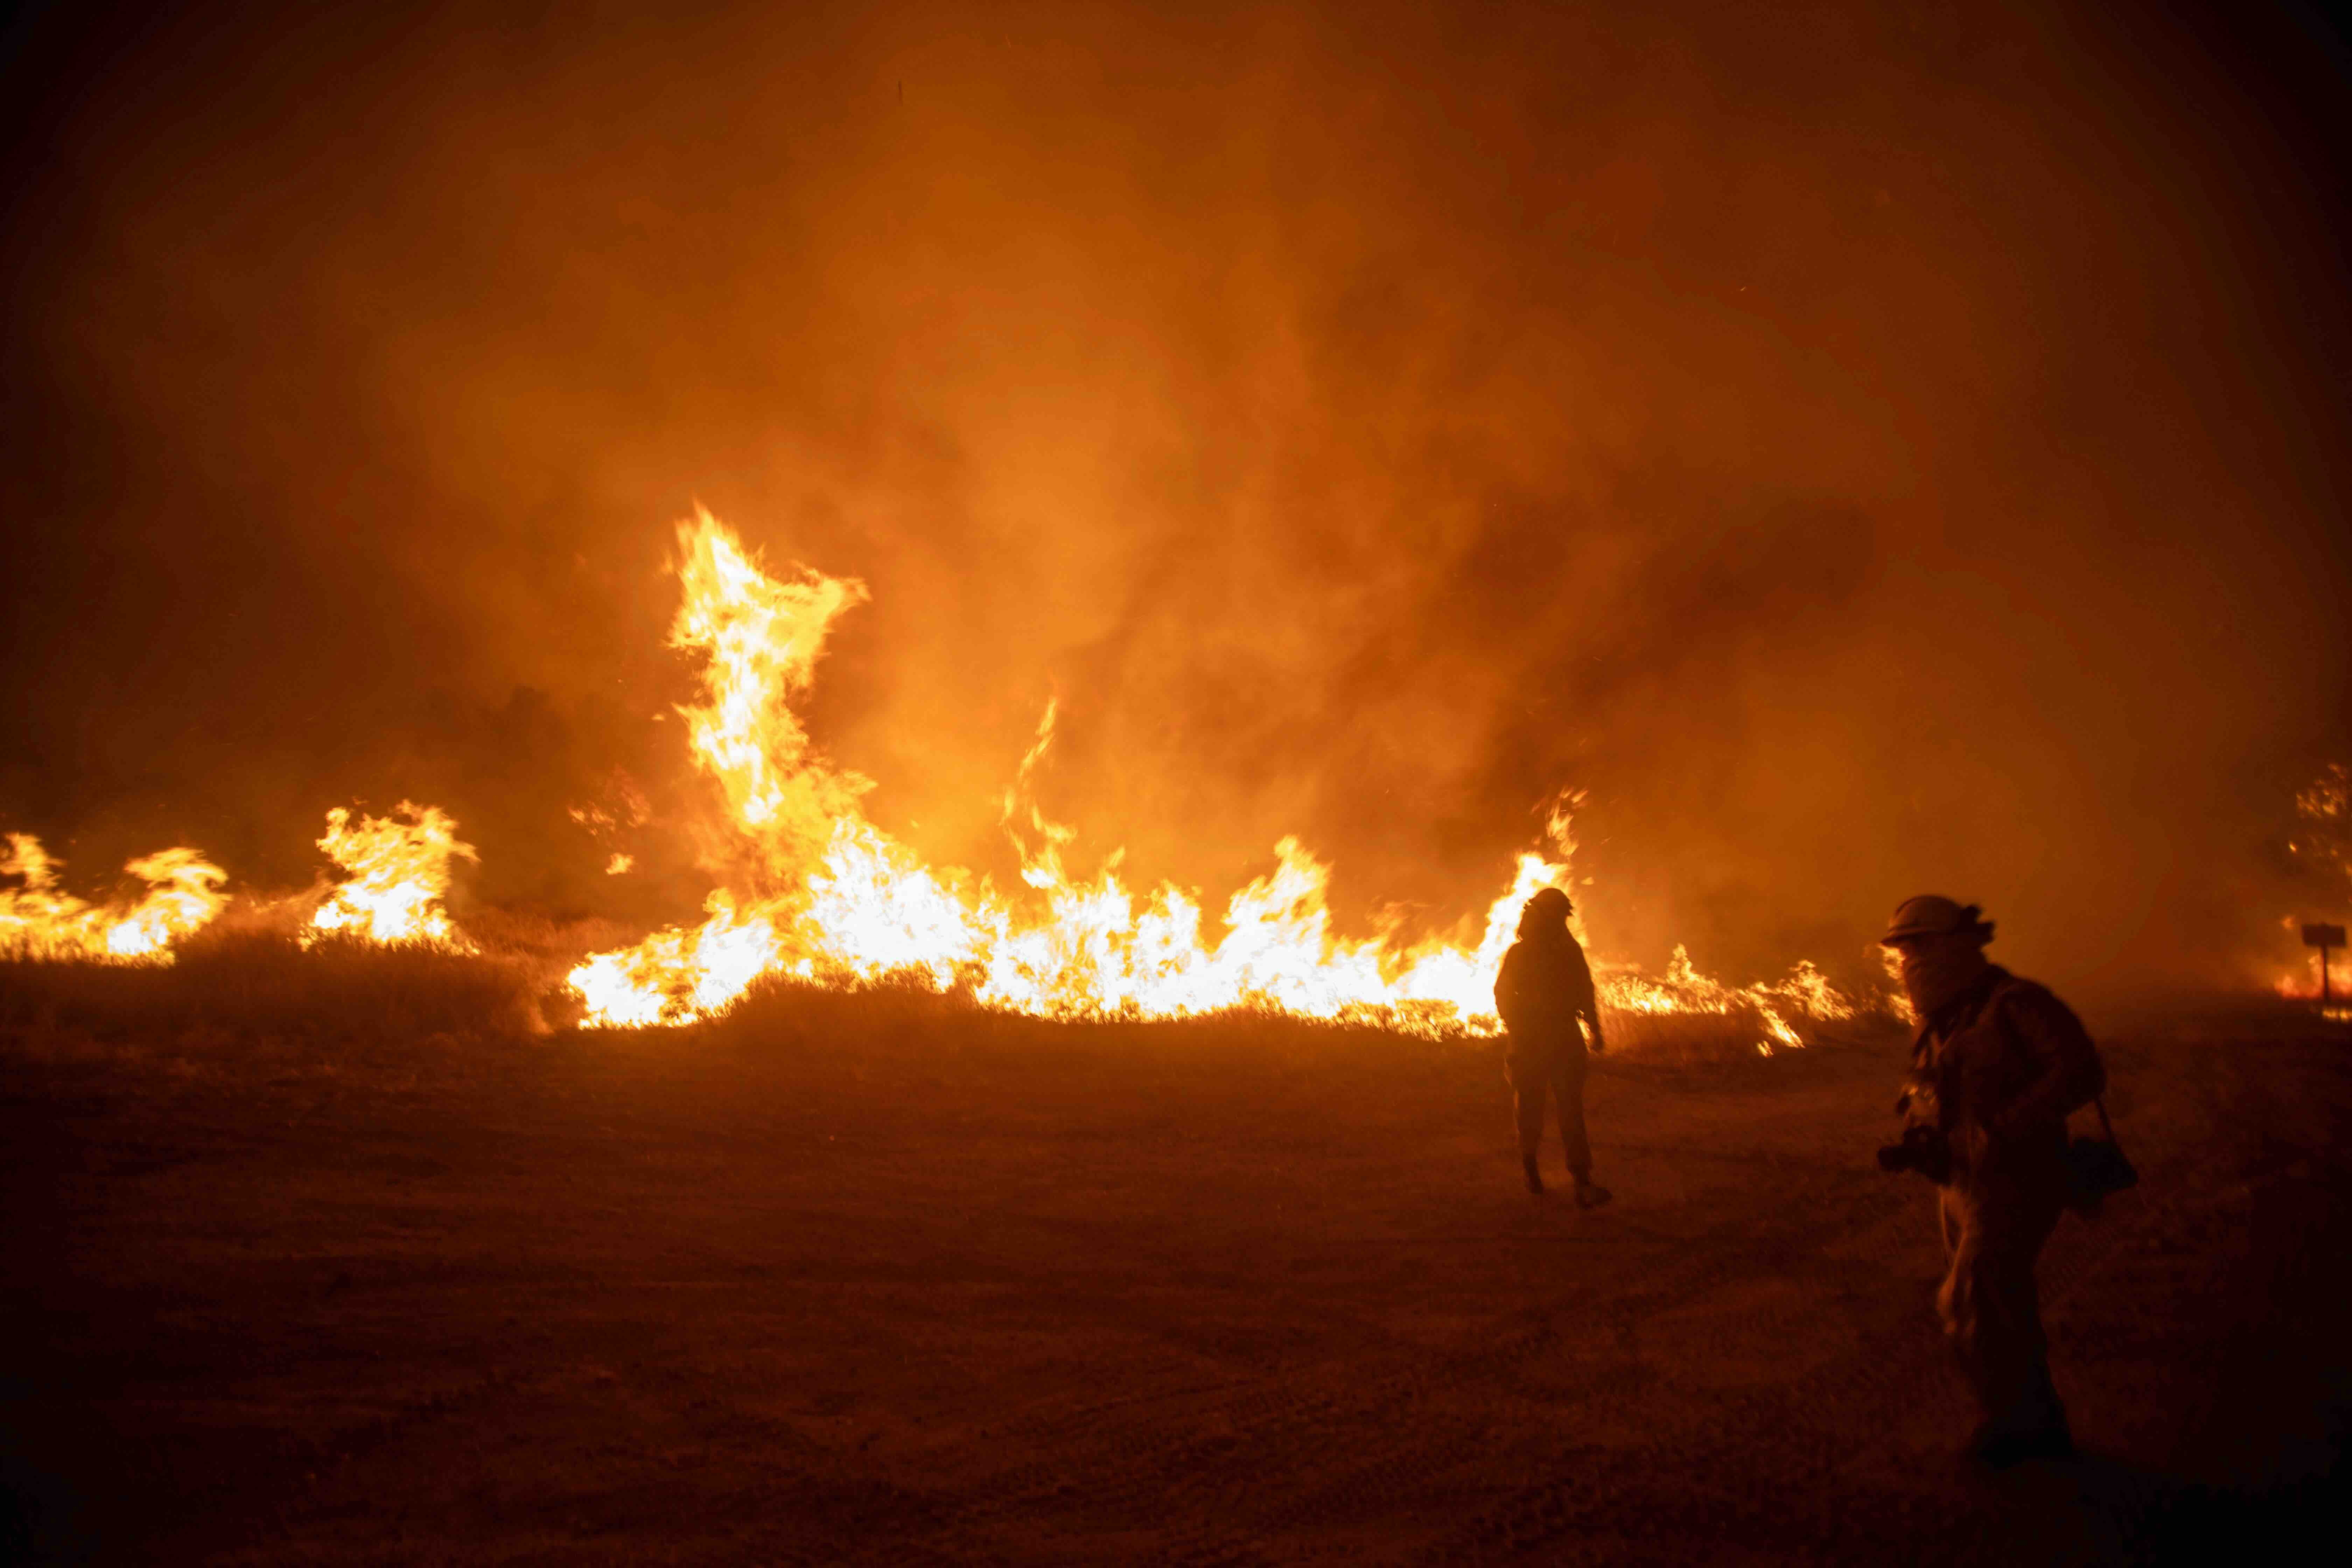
left=0, top=932, right=542, bottom=1060
left=1606, top=1006, right=1783, bottom=1062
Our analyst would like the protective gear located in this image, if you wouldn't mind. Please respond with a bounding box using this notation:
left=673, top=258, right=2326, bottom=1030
left=1909, top=970, right=2104, bottom=1154
left=1508, top=1043, right=1592, bottom=1187
left=1897, top=963, right=2105, bottom=1453
left=1879, top=894, right=1995, bottom=946
left=1941, top=1177, right=2072, bottom=1464
left=1496, top=900, right=1601, bottom=1051
left=1882, top=895, right=1998, bottom=1015
left=1876, top=1122, right=1953, bottom=1183
left=1497, top=896, right=1606, bottom=1195
left=1518, top=885, right=1574, bottom=936
left=1898, top=938, right=1993, bottom=1017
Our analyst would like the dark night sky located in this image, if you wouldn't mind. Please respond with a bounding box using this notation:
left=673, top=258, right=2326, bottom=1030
left=3, top=0, right=2347, bottom=999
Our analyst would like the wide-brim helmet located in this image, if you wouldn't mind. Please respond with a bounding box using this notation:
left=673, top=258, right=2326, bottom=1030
left=1879, top=894, right=1994, bottom=947
left=1518, top=886, right=1574, bottom=936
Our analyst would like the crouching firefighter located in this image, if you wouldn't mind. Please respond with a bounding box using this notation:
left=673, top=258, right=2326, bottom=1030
left=1876, top=895, right=2106, bottom=1467
left=1496, top=887, right=1611, bottom=1206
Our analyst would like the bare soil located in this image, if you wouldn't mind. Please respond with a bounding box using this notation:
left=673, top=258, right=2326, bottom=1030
left=3, top=1007, right=2346, bottom=1564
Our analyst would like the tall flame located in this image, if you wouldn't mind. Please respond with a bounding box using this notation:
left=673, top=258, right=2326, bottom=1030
left=569, top=512, right=1861, bottom=1042
left=309, top=803, right=478, bottom=948
left=1, top=834, right=229, bottom=962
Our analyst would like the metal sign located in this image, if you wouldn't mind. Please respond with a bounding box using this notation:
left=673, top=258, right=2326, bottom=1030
left=2305, top=924, right=2346, bottom=1010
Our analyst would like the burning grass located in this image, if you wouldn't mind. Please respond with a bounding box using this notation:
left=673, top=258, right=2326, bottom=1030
left=4, top=512, right=1892, bottom=1054
left=555, top=515, right=1877, bottom=1041
left=676, top=968, right=1882, bottom=1071
left=0, top=923, right=1876, bottom=1081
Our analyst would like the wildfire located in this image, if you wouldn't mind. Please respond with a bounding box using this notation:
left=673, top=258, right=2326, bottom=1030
left=2273, top=915, right=2350, bottom=1002
left=0, top=833, right=228, bottom=962
left=568, top=511, right=1864, bottom=1042
left=309, top=803, right=478, bottom=948
left=2276, top=764, right=2351, bottom=1006
left=0, top=512, right=1881, bottom=1047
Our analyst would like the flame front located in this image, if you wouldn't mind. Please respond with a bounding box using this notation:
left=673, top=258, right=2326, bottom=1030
left=0, top=511, right=1869, bottom=1043
left=309, top=803, right=479, bottom=948
left=569, top=512, right=1861, bottom=1041
left=1, top=834, right=228, bottom=962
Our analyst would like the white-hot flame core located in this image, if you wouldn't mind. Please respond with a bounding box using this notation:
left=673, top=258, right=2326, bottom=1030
left=568, top=512, right=1865, bottom=1041
left=309, top=802, right=479, bottom=948
left=1, top=834, right=229, bottom=963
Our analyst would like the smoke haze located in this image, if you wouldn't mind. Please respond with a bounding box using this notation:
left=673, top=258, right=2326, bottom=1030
left=5, top=0, right=2347, bottom=1000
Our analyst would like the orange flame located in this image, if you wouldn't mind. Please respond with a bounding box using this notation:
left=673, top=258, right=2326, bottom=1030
left=569, top=512, right=1864, bottom=1040
left=308, top=803, right=478, bottom=948
left=1, top=833, right=228, bottom=962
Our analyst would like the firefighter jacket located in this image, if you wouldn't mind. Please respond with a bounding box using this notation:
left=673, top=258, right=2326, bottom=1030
left=1904, top=966, right=2105, bottom=1189
left=1495, top=930, right=1601, bottom=1054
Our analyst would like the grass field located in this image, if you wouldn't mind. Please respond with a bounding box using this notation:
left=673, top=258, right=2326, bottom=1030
left=2, top=950, right=2346, bottom=1564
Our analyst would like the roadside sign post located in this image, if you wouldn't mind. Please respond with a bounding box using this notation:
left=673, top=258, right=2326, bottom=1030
left=2304, top=924, right=2347, bottom=1008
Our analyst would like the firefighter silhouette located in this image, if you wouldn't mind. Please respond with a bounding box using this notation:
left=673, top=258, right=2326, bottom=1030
left=1882, top=895, right=2106, bottom=1466
left=1495, top=887, right=1611, bottom=1205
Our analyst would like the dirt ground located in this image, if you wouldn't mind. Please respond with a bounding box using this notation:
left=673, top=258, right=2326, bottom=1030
left=3, top=1006, right=2347, bottom=1565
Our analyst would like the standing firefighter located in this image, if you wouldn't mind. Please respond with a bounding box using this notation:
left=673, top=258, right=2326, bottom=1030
left=1877, top=895, right=2105, bottom=1466
left=1496, top=887, right=1612, bottom=1205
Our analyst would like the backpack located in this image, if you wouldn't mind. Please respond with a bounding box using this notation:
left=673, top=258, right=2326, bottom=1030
left=2065, top=1097, right=2137, bottom=1214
